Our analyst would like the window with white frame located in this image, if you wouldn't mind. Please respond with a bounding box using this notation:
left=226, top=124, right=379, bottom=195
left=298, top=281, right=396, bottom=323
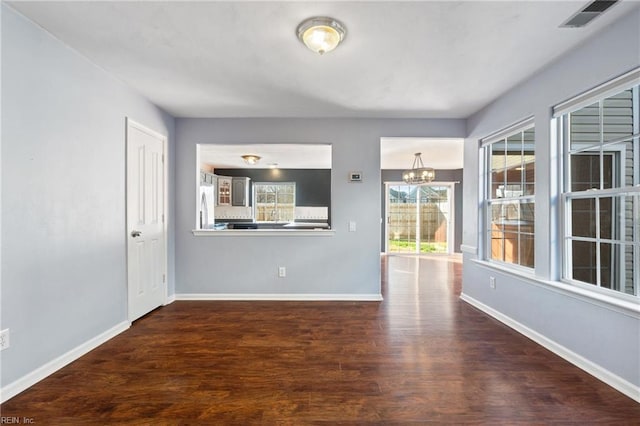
left=254, top=182, right=296, bottom=222
left=482, top=118, right=535, bottom=268
left=555, top=68, right=639, bottom=297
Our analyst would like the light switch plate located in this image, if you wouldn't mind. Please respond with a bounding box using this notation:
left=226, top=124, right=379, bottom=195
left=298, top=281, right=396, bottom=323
left=0, top=329, right=10, bottom=351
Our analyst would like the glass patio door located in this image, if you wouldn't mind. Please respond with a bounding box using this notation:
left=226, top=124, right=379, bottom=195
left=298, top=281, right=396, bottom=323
left=386, top=184, right=452, bottom=254
left=387, top=184, right=418, bottom=252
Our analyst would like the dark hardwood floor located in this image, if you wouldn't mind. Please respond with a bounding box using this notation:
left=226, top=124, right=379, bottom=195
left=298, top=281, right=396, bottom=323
left=2, top=255, right=639, bottom=424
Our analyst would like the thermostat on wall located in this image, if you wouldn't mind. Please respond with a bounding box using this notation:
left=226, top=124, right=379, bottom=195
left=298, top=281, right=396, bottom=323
left=349, top=171, right=362, bottom=182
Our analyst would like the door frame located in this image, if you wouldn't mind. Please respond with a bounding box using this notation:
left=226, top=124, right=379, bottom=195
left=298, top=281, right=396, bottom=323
left=384, top=181, right=456, bottom=254
left=125, top=117, right=169, bottom=321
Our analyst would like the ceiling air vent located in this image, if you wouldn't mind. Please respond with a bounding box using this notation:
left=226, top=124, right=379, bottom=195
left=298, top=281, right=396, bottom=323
left=560, top=0, right=619, bottom=28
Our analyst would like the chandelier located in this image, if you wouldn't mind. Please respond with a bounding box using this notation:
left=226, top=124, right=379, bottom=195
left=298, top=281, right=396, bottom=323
left=402, top=153, right=435, bottom=184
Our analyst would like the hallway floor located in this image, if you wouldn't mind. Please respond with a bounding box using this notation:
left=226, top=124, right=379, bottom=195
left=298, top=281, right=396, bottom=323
left=2, top=255, right=639, bottom=424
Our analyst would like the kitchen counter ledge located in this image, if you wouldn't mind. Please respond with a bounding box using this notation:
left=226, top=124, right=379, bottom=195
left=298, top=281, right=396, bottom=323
left=192, top=229, right=335, bottom=237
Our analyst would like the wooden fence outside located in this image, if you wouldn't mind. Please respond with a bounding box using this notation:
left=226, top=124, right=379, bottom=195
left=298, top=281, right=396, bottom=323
left=388, top=204, right=447, bottom=242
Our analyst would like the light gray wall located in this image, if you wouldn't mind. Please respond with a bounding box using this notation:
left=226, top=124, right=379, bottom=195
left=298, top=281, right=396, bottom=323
left=176, top=118, right=465, bottom=296
left=381, top=169, right=463, bottom=253
left=1, top=5, right=175, bottom=387
left=462, top=9, right=640, bottom=388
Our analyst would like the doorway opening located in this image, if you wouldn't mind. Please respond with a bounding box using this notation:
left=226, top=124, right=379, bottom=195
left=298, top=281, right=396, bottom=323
left=385, top=183, right=454, bottom=254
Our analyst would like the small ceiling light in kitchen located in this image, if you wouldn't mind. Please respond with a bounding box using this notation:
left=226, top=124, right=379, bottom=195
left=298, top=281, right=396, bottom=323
left=241, top=154, right=261, bottom=165
left=297, top=16, right=346, bottom=55
left=402, top=153, right=435, bottom=184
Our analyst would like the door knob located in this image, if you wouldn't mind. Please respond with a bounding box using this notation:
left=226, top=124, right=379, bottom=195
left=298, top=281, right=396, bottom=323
left=131, top=230, right=142, bottom=238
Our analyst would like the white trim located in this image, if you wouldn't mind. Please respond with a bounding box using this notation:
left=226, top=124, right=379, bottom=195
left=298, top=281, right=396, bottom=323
left=470, top=258, right=639, bottom=318
left=192, top=229, right=335, bottom=237
left=175, top=293, right=383, bottom=301
left=460, top=293, right=640, bottom=403
left=384, top=182, right=391, bottom=253
left=0, top=321, right=130, bottom=403
left=460, top=244, right=477, bottom=255
left=126, top=117, right=166, bottom=142
left=195, top=145, right=202, bottom=229
left=447, top=184, right=455, bottom=254
left=553, top=67, right=640, bottom=117
left=480, top=116, right=535, bottom=146
left=563, top=186, right=640, bottom=199
left=165, top=294, right=176, bottom=305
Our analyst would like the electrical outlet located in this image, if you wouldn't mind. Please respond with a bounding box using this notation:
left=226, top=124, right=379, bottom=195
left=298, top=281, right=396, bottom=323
left=0, top=329, right=10, bottom=351
left=489, top=276, right=496, bottom=289
left=278, top=266, right=286, bottom=278
left=349, top=221, right=356, bottom=232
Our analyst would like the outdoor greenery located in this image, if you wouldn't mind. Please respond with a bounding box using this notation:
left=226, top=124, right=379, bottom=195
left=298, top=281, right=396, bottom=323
left=389, top=240, right=447, bottom=253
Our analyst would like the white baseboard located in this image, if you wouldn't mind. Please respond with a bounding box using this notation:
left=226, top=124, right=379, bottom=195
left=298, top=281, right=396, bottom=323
left=460, top=293, right=640, bottom=403
left=164, top=294, right=176, bottom=305
left=175, top=293, right=383, bottom=302
left=0, top=321, right=130, bottom=403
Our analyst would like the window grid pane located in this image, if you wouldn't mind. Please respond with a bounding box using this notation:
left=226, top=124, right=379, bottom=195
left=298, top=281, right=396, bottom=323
left=487, top=198, right=535, bottom=267
left=562, top=83, right=639, bottom=296
left=254, top=182, right=296, bottom=222
left=485, top=122, right=535, bottom=269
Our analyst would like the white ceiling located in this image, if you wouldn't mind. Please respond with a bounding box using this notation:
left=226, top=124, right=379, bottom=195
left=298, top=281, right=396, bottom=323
left=7, top=1, right=638, bottom=168
left=8, top=1, right=638, bottom=119
left=200, top=143, right=332, bottom=169
left=200, top=139, right=461, bottom=169
left=380, top=137, right=464, bottom=169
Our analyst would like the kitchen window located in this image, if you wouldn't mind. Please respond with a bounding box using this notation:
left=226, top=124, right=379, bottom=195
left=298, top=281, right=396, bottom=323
left=254, top=182, right=296, bottom=223
left=555, top=68, right=640, bottom=297
left=482, top=118, right=535, bottom=268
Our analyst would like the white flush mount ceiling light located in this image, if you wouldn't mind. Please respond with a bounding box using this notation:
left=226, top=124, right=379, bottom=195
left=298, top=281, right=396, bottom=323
left=297, top=16, right=346, bottom=55
left=241, top=154, right=261, bottom=165
left=402, top=153, right=435, bottom=184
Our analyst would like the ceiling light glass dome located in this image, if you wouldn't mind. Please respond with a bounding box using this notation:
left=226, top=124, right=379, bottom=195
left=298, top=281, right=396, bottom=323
left=297, top=17, right=346, bottom=55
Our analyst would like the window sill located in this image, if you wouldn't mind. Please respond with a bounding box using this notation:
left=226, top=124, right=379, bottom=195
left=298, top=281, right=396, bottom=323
left=470, top=259, right=640, bottom=319
left=192, top=229, right=335, bottom=237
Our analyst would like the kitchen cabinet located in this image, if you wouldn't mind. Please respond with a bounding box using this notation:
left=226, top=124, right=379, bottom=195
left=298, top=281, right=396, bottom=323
left=217, top=177, right=231, bottom=205
left=232, top=177, right=251, bottom=206
left=200, top=171, right=215, bottom=186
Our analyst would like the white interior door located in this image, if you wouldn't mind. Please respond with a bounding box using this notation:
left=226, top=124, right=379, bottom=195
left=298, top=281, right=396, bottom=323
left=126, top=119, right=166, bottom=321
